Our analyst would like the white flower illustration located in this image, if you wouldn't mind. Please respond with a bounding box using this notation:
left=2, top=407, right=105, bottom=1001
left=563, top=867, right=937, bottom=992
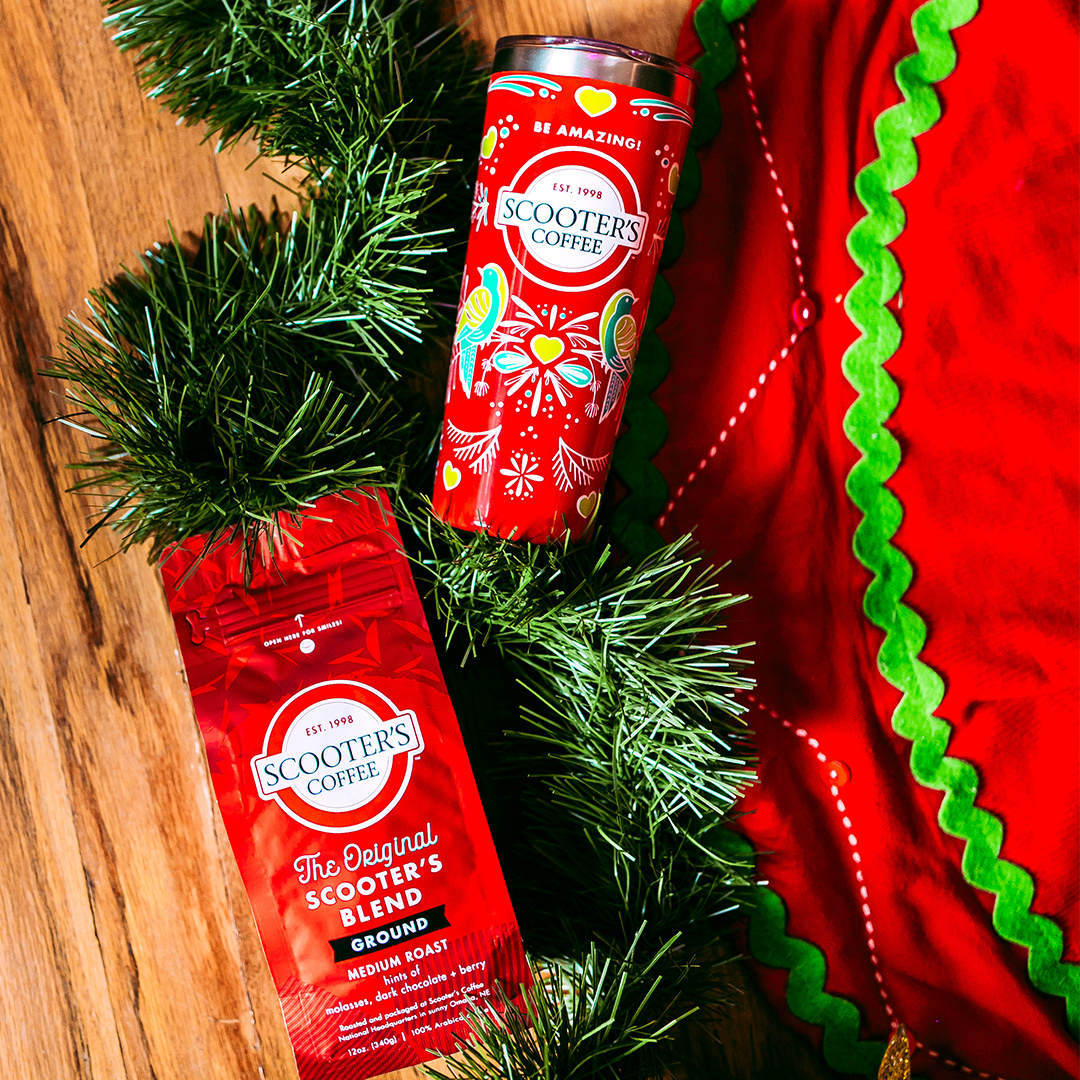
left=471, top=182, right=489, bottom=231
left=499, top=452, right=544, bottom=497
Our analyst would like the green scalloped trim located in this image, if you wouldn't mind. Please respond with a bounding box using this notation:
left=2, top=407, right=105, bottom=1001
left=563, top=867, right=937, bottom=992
left=751, top=886, right=889, bottom=1078
left=841, top=0, right=1079, bottom=1039
left=719, top=832, right=889, bottom=1077
left=611, top=0, right=757, bottom=556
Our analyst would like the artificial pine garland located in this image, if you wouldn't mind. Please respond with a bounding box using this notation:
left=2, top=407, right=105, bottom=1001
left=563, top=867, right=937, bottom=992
left=50, top=1, right=757, bottom=1074
left=442, top=936, right=697, bottom=1080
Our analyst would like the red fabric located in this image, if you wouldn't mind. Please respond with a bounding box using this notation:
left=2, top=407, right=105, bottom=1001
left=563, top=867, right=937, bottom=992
left=662, top=2, right=1079, bottom=1077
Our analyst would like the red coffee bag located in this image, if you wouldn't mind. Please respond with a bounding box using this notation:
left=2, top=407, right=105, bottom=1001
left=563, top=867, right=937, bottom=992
left=162, top=490, right=529, bottom=1079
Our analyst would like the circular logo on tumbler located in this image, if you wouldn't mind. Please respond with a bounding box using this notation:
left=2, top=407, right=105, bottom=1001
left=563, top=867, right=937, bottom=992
left=495, top=148, right=648, bottom=291
left=251, top=680, right=424, bottom=832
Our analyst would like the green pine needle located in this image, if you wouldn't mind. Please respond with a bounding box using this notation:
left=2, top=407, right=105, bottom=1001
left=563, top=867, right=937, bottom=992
left=104, top=0, right=486, bottom=159
left=430, top=934, right=698, bottom=1080
left=104, top=0, right=486, bottom=296
left=53, top=0, right=488, bottom=555
left=401, top=502, right=756, bottom=965
left=404, top=508, right=752, bottom=729
left=50, top=199, right=437, bottom=560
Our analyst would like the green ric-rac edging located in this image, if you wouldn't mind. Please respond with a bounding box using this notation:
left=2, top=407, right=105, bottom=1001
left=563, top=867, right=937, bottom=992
left=841, top=0, right=1078, bottom=1039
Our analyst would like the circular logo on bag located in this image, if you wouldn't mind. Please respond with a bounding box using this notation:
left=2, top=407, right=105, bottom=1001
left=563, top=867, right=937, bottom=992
left=251, top=680, right=424, bottom=832
left=494, top=147, right=648, bottom=291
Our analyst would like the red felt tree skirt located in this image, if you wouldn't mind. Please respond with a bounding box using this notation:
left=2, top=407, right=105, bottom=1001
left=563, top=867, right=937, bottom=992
left=661, top=1, right=1078, bottom=1077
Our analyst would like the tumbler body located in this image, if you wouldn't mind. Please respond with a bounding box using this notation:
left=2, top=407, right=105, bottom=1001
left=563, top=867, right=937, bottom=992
left=434, top=36, right=699, bottom=542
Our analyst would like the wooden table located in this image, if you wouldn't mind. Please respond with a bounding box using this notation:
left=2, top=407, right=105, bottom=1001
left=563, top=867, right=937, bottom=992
left=0, top=1, right=837, bottom=1077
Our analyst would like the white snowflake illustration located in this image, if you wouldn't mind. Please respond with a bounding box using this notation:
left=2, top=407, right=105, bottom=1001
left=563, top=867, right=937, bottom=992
left=471, top=181, right=490, bottom=231
left=648, top=216, right=669, bottom=263
left=499, top=452, right=544, bottom=497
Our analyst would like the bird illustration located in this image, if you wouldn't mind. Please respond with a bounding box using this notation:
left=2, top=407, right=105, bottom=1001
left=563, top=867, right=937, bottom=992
left=598, top=288, right=638, bottom=421
left=454, top=263, right=509, bottom=398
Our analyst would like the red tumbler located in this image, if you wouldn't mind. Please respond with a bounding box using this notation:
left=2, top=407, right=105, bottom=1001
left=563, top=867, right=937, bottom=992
left=433, top=35, right=699, bottom=543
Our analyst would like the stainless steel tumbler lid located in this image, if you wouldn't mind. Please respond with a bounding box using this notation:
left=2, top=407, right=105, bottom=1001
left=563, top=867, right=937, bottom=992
left=493, top=35, right=700, bottom=110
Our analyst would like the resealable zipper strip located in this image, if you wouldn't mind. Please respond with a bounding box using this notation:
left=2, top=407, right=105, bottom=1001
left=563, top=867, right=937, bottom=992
left=189, top=557, right=403, bottom=647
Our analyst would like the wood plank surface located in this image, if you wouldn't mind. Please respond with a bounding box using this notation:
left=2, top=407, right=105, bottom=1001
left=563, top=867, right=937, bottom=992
left=454, top=0, right=687, bottom=61
left=0, top=2, right=838, bottom=1078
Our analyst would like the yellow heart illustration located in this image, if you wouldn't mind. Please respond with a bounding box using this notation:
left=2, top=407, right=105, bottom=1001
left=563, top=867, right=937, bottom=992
left=442, top=460, right=462, bottom=490
left=668, top=162, right=681, bottom=195
left=480, top=125, right=497, bottom=159
left=530, top=335, right=565, bottom=363
left=577, top=491, right=600, bottom=519
left=574, top=86, right=616, bottom=118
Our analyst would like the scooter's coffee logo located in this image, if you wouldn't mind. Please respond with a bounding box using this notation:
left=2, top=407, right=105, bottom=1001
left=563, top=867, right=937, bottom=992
left=252, top=680, right=424, bottom=832
left=495, top=147, right=647, bottom=291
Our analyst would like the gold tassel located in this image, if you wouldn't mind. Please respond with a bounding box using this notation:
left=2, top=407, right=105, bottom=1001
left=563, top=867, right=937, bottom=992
left=877, top=1024, right=911, bottom=1080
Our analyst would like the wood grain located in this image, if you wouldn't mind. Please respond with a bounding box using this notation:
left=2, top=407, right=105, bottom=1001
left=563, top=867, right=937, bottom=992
left=455, top=0, right=687, bottom=60
left=0, top=2, right=836, bottom=1078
